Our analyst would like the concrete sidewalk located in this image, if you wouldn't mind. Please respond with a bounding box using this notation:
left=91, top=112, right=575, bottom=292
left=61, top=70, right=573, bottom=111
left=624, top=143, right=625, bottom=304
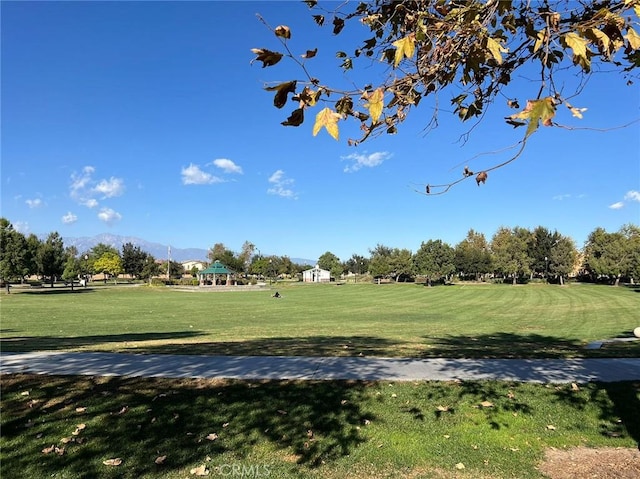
left=2, top=351, right=640, bottom=383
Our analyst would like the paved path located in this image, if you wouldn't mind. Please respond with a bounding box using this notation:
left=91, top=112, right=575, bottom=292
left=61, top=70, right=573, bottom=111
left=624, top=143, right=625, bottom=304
left=2, top=352, right=640, bottom=383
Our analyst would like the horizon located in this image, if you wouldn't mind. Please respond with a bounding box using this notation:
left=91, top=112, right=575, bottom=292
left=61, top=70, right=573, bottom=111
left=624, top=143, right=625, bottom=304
left=2, top=1, right=639, bottom=261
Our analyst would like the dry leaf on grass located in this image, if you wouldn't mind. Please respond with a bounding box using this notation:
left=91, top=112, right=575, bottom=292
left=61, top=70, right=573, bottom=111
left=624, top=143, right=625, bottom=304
left=205, top=433, right=218, bottom=441
left=190, top=464, right=209, bottom=476
left=154, top=455, right=167, bottom=465
left=436, top=405, right=450, bottom=412
left=75, top=407, right=87, bottom=413
left=455, top=462, right=465, bottom=469
left=547, top=425, right=557, bottom=430
left=103, top=458, right=122, bottom=466
left=480, top=401, right=494, bottom=408
left=42, top=445, right=55, bottom=454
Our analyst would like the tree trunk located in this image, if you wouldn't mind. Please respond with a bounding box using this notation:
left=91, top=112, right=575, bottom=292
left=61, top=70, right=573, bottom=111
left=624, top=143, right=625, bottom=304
left=614, top=274, right=621, bottom=287
left=559, top=275, right=564, bottom=286
left=512, top=273, right=517, bottom=285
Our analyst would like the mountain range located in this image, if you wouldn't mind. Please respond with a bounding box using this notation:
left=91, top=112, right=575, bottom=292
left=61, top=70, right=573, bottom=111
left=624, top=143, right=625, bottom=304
left=61, top=233, right=316, bottom=265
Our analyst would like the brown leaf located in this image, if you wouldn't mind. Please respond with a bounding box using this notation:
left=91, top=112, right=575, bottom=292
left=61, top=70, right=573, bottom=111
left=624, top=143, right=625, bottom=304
left=42, top=445, right=55, bottom=454
left=55, top=446, right=65, bottom=456
left=205, top=433, right=218, bottom=441
left=103, top=458, right=122, bottom=466
left=476, top=171, right=488, bottom=186
left=281, top=108, right=304, bottom=127
left=436, top=405, right=450, bottom=412
left=155, top=455, right=167, bottom=465
left=250, top=48, right=283, bottom=68
left=75, top=407, right=87, bottom=413
left=571, top=383, right=580, bottom=391
left=301, top=48, right=317, bottom=59
left=274, top=25, right=291, bottom=39
left=190, top=464, right=209, bottom=476
left=480, top=401, right=494, bottom=408
left=265, top=81, right=297, bottom=109
left=277, top=410, right=288, bottom=415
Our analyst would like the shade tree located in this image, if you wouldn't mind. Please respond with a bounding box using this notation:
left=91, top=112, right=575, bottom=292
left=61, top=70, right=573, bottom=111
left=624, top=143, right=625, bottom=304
left=453, top=229, right=492, bottom=281
left=414, top=239, right=455, bottom=286
left=254, top=1, right=640, bottom=192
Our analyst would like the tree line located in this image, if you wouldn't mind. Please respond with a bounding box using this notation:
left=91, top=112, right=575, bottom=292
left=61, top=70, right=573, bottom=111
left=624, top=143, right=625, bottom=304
left=316, top=225, right=640, bottom=287
left=1, top=218, right=638, bottom=291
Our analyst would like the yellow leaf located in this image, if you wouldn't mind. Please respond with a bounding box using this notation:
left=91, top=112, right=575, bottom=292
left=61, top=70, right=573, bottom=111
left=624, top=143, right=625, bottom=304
left=562, top=33, right=591, bottom=70
left=480, top=401, right=494, bottom=408
left=486, top=37, right=508, bottom=64
left=364, top=88, right=384, bottom=124
left=625, top=27, right=640, bottom=50
left=312, top=107, right=340, bottom=140
left=455, top=462, right=465, bottom=470
left=533, top=30, right=545, bottom=53
left=509, top=97, right=556, bottom=137
left=392, top=34, right=415, bottom=67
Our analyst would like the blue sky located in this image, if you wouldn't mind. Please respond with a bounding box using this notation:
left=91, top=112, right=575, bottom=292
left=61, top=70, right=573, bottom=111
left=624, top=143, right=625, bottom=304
left=2, top=1, right=639, bottom=261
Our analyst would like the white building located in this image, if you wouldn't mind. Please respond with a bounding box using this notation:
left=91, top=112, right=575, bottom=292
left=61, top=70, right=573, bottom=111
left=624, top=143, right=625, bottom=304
left=302, top=265, right=331, bottom=283
left=181, top=260, right=206, bottom=272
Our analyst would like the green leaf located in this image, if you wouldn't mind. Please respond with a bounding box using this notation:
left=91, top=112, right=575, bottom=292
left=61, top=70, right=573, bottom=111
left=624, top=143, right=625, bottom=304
left=509, top=97, right=556, bottom=137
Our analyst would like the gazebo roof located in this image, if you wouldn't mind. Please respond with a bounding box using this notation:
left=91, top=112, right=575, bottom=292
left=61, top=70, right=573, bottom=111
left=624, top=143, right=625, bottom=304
left=199, top=260, right=233, bottom=275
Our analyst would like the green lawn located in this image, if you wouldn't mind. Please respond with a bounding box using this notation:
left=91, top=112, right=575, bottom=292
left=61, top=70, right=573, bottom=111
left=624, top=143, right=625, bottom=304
left=1, top=374, right=638, bottom=479
left=2, top=282, right=639, bottom=478
left=1, top=282, right=638, bottom=358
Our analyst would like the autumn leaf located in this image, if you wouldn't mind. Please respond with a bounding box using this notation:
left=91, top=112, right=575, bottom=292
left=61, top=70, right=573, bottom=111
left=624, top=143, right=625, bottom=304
left=476, top=171, right=488, bottom=186
left=190, top=464, right=209, bottom=476
left=561, top=33, right=591, bottom=71
left=205, top=433, right=219, bottom=441
left=301, top=48, right=317, bottom=59
left=312, top=107, right=340, bottom=140
left=282, top=109, right=304, bottom=127
left=103, top=458, right=123, bottom=466
left=480, top=401, right=494, bottom=408
left=250, top=48, right=283, bottom=68
left=42, top=445, right=56, bottom=454
left=455, top=462, right=465, bottom=470
left=625, top=27, right=640, bottom=50
left=75, top=407, right=87, bottom=413
left=436, top=405, right=450, bottom=412
left=485, top=36, right=508, bottom=64
left=274, top=25, right=291, bottom=39
left=508, top=97, right=556, bottom=137
left=264, top=81, right=296, bottom=109
left=155, top=455, right=167, bottom=465
left=571, top=383, right=580, bottom=391
left=546, top=425, right=557, bottom=431
left=364, top=88, right=384, bottom=124
left=392, top=34, right=416, bottom=67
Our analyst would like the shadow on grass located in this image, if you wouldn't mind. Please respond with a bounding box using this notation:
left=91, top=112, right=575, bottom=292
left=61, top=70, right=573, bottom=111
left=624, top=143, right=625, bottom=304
left=1, top=374, right=374, bottom=477
left=0, top=331, right=206, bottom=353
left=9, top=287, right=97, bottom=295
left=123, top=335, right=404, bottom=357
left=420, top=331, right=640, bottom=359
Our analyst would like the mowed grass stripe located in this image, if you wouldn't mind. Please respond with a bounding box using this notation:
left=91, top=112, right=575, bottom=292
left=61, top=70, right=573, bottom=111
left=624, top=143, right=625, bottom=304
left=1, top=282, right=638, bottom=358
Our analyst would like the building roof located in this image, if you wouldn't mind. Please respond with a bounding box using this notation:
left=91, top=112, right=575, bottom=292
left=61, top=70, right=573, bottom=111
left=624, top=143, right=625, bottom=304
left=199, top=260, right=233, bottom=275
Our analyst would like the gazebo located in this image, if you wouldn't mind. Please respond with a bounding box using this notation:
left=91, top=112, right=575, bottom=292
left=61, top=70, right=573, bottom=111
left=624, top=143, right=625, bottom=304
left=198, top=260, right=234, bottom=286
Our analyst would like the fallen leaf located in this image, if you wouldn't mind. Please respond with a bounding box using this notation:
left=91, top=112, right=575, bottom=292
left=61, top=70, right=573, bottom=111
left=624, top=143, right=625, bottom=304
left=455, top=462, right=465, bottom=470
left=510, top=447, right=520, bottom=452
left=103, top=458, right=122, bottom=466
left=444, top=435, right=450, bottom=439
left=55, top=447, right=65, bottom=456
left=76, top=407, right=87, bottom=413
left=507, top=391, right=515, bottom=399
left=115, top=406, right=128, bottom=415
left=436, top=405, right=450, bottom=412
left=155, top=455, right=167, bottom=465
left=391, top=393, right=397, bottom=398
left=205, top=433, right=218, bottom=441
left=571, top=383, right=580, bottom=391
left=277, top=410, right=288, bottom=415
left=42, top=445, right=55, bottom=454
left=480, top=401, right=494, bottom=408
left=190, top=464, right=209, bottom=476
left=20, top=391, right=30, bottom=396
left=546, top=425, right=557, bottom=431
left=222, top=422, right=229, bottom=428
left=61, top=437, right=74, bottom=444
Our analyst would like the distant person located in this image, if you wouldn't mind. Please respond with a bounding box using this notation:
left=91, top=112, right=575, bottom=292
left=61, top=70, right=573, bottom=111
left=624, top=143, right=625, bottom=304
left=272, top=291, right=281, bottom=298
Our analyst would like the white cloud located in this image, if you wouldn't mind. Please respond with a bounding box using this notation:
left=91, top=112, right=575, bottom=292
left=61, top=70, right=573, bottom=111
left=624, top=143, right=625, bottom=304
left=14, top=221, right=29, bottom=234
left=624, top=190, right=640, bottom=202
left=26, top=198, right=43, bottom=208
left=341, top=151, right=391, bottom=173
left=212, top=158, right=243, bottom=174
left=181, top=163, right=223, bottom=185
left=267, top=169, right=297, bottom=199
left=97, top=207, right=122, bottom=224
left=608, top=190, right=640, bottom=210
left=62, top=212, right=78, bottom=224
left=93, top=177, right=125, bottom=198
left=70, top=166, right=124, bottom=207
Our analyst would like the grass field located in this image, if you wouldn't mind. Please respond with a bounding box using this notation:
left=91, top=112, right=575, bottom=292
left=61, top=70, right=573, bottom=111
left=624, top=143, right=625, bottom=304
left=2, top=282, right=639, bottom=478
left=1, top=282, right=638, bottom=358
